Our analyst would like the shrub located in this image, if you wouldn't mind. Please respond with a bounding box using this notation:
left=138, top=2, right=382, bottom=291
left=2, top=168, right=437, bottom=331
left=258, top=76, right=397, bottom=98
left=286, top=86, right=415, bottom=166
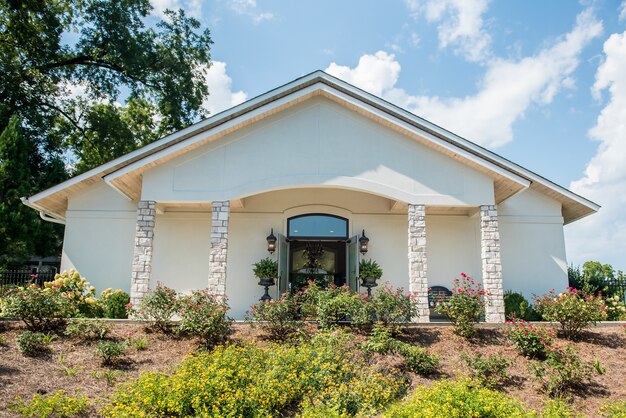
left=371, top=285, right=414, bottom=328
left=133, top=283, right=178, bottom=333
left=99, top=288, right=131, bottom=319
left=534, top=287, right=607, bottom=339
left=435, top=274, right=487, bottom=338
left=252, top=257, right=278, bottom=280
left=127, top=335, right=149, bottom=351
left=101, top=336, right=407, bottom=417
left=11, top=390, right=90, bottom=418
left=461, top=351, right=511, bottom=389
left=65, top=318, right=111, bottom=340
left=605, top=295, right=626, bottom=321
left=383, top=378, right=529, bottom=417
left=95, top=340, right=126, bottom=366
left=248, top=293, right=303, bottom=340
left=531, top=345, right=596, bottom=398
left=600, top=400, right=626, bottom=417
left=2, top=286, right=73, bottom=332
left=504, top=290, right=540, bottom=320
left=506, top=319, right=554, bottom=358
left=16, top=331, right=53, bottom=356
left=310, top=284, right=373, bottom=329
left=44, top=269, right=100, bottom=317
left=177, top=289, right=232, bottom=348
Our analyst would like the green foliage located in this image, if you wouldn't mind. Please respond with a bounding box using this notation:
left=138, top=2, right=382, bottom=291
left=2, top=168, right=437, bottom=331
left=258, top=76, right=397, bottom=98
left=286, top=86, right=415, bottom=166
left=128, top=335, right=149, bottom=351
left=177, top=289, right=233, bottom=349
left=16, top=331, right=52, bottom=356
left=99, top=288, right=131, bottom=319
left=371, top=285, right=414, bottom=328
left=461, top=351, right=511, bottom=389
left=248, top=293, right=303, bottom=340
left=534, top=288, right=607, bottom=339
left=531, top=345, right=596, bottom=398
left=10, top=390, right=90, bottom=418
left=252, top=257, right=278, bottom=280
left=44, top=269, right=100, bottom=317
left=600, top=400, right=626, bottom=417
left=605, top=295, right=626, bottom=321
left=2, top=285, right=73, bottom=331
left=383, top=378, right=529, bottom=417
left=506, top=319, right=554, bottom=358
left=504, top=290, right=540, bottom=321
left=95, top=340, right=126, bottom=366
left=541, top=398, right=581, bottom=418
left=435, top=274, right=487, bottom=338
left=132, top=283, right=179, bottom=333
left=101, top=335, right=407, bottom=417
left=359, top=259, right=383, bottom=280
left=92, top=369, right=124, bottom=386
left=362, top=324, right=439, bottom=376
left=307, top=284, right=372, bottom=329
left=64, top=318, right=111, bottom=340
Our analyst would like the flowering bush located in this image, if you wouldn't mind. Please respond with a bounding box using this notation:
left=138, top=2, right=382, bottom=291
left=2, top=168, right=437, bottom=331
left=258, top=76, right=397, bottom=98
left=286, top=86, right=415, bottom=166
left=506, top=319, right=554, bottom=358
left=303, top=283, right=373, bottom=329
left=435, top=274, right=488, bottom=338
left=64, top=318, right=111, bottom=340
left=531, top=345, right=596, bottom=398
left=99, top=288, right=131, bottom=319
left=177, top=289, right=232, bottom=349
left=101, top=334, right=407, bottom=417
left=11, top=390, right=90, bottom=418
left=16, top=331, right=53, bottom=356
left=534, top=287, right=607, bottom=339
left=2, top=285, right=73, bottom=331
left=461, top=351, right=511, bottom=388
left=600, top=399, right=626, bottom=417
left=371, top=284, right=415, bottom=328
left=384, top=378, right=528, bottom=417
left=248, top=293, right=303, bottom=340
left=605, top=295, right=626, bottom=321
left=133, top=283, right=179, bottom=333
left=44, top=269, right=99, bottom=317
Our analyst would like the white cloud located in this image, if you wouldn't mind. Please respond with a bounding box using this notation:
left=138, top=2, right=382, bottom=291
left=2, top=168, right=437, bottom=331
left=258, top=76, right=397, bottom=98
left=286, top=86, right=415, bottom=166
left=620, top=1, right=626, bottom=22
left=151, top=0, right=202, bottom=18
left=227, top=0, right=274, bottom=24
left=200, top=61, right=248, bottom=115
left=325, top=10, right=602, bottom=148
left=405, top=0, right=492, bottom=62
left=566, top=31, right=626, bottom=269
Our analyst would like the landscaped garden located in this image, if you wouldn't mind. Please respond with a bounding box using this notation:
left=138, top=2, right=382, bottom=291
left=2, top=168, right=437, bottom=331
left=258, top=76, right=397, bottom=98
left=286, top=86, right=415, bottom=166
left=1, top=270, right=625, bottom=417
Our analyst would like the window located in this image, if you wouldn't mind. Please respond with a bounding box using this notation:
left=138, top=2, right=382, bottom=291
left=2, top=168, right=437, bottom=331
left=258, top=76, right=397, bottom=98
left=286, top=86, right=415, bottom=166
left=287, top=214, right=348, bottom=240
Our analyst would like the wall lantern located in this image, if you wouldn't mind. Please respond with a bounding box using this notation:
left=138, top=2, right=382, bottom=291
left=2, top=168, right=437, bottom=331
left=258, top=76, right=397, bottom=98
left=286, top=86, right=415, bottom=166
left=359, top=229, right=369, bottom=255
left=266, top=228, right=277, bottom=254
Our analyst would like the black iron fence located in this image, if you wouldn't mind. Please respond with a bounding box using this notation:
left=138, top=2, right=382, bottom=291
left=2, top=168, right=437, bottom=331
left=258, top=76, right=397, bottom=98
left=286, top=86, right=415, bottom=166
left=0, top=270, right=57, bottom=293
left=605, top=278, right=626, bottom=302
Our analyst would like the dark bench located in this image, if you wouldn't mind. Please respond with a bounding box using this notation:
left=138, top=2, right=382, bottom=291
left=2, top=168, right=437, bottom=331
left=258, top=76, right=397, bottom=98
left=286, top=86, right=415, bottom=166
left=428, top=285, right=452, bottom=319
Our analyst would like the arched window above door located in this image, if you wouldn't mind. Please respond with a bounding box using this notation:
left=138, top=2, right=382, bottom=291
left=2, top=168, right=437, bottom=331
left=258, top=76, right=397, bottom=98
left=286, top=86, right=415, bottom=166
left=287, top=214, right=348, bottom=240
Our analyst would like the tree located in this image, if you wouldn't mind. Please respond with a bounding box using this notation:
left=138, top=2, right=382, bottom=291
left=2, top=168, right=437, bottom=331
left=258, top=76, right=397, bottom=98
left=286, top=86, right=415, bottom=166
left=0, top=0, right=213, bottom=264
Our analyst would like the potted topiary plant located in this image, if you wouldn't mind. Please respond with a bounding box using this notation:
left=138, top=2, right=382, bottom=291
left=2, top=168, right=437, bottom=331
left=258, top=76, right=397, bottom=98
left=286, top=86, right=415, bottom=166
left=253, top=257, right=279, bottom=301
left=359, top=259, right=383, bottom=296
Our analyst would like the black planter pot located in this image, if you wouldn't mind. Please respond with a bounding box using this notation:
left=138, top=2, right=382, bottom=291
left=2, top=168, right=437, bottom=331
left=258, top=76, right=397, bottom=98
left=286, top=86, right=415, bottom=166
left=258, top=278, right=276, bottom=301
left=360, top=277, right=379, bottom=296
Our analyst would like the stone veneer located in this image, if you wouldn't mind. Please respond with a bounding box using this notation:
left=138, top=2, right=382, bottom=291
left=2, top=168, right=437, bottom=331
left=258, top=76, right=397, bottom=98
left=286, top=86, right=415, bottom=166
left=408, top=204, right=430, bottom=322
left=130, top=200, right=156, bottom=307
left=480, top=204, right=505, bottom=323
left=208, top=201, right=230, bottom=300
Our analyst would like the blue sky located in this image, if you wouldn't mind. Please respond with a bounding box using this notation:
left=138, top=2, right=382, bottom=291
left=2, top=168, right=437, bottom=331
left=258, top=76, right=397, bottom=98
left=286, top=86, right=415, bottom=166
left=151, top=0, right=626, bottom=271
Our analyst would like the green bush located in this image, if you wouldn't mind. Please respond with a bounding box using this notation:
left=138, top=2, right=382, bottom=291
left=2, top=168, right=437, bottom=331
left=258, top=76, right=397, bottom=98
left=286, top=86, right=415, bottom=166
left=44, top=269, right=100, bottom=317
left=600, top=399, right=626, bottom=417
left=65, top=318, right=111, bottom=340
left=252, top=257, right=278, bottom=280
left=531, top=345, right=596, bottom=398
left=95, top=340, right=126, bottom=366
left=101, top=334, right=407, bottom=417
left=132, top=283, right=178, bottom=333
left=504, top=290, right=540, bottom=321
left=435, top=274, right=487, bottom=338
left=248, top=293, right=303, bottom=340
left=371, top=285, right=414, bottom=328
left=3, top=286, right=73, bottom=332
left=605, top=295, right=626, bottom=321
left=11, top=390, right=90, bottom=418
left=461, top=351, right=511, bottom=388
left=16, top=331, right=53, bottom=356
left=506, top=319, right=554, bottom=358
left=99, top=288, right=131, bottom=319
left=534, top=287, right=607, bottom=339
left=383, top=378, right=529, bottom=417
left=306, top=284, right=373, bottom=329
left=359, top=259, right=383, bottom=280
left=177, top=289, right=232, bottom=349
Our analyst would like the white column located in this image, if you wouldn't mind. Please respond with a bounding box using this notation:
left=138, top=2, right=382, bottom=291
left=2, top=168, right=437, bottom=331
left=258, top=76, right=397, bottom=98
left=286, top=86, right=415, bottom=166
left=480, top=204, right=505, bottom=323
left=208, top=201, right=230, bottom=300
left=408, top=204, right=430, bottom=322
left=130, top=200, right=156, bottom=307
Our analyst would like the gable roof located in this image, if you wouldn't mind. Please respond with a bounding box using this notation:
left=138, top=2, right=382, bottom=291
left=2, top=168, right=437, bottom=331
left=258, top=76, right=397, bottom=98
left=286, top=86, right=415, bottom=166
left=23, top=70, right=599, bottom=224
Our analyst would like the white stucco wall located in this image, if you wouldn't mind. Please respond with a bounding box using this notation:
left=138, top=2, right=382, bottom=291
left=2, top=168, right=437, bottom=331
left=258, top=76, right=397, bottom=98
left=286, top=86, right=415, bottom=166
left=141, top=97, right=494, bottom=206
left=62, top=183, right=136, bottom=294
left=499, top=189, right=568, bottom=300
